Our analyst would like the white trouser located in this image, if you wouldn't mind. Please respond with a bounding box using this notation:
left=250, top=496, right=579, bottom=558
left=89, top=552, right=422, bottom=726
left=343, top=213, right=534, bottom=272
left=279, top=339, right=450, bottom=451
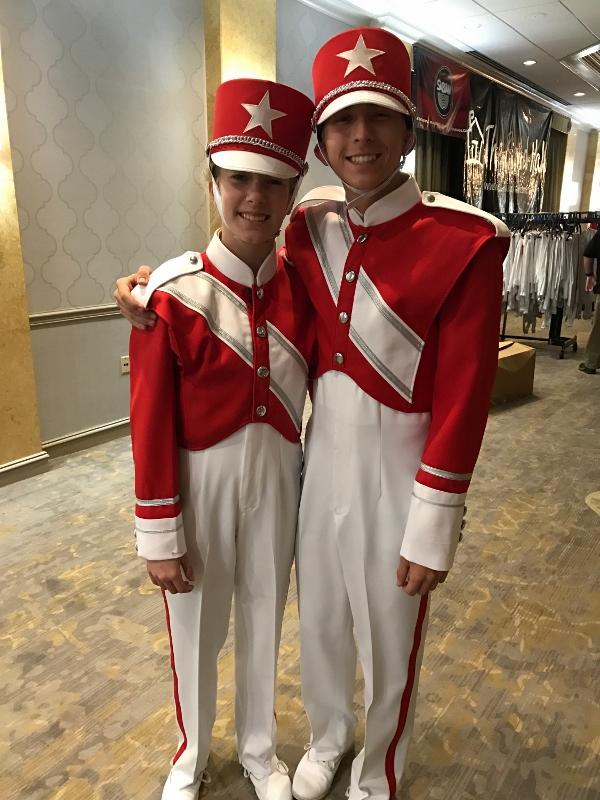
left=161, top=424, right=302, bottom=800
left=297, top=373, right=431, bottom=800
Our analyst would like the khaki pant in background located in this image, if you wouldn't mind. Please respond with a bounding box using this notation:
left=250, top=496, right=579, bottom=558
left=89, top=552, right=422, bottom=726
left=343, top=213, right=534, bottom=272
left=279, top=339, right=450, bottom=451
left=584, top=297, right=600, bottom=370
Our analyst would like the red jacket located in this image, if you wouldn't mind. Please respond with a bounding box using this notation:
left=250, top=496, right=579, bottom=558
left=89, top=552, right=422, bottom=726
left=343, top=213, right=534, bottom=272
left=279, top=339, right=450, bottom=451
left=130, top=234, right=315, bottom=560
left=285, top=178, right=510, bottom=568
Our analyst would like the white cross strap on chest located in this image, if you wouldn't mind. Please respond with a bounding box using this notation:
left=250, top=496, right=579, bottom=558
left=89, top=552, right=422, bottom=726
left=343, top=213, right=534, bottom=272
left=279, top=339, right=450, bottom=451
left=421, top=191, right=510, bottom=238
left=267, top=322, right=308, bottom=432
left=157, top=272, right=308, bottom=433
left=131, top=251, right=203, bottom=308
left=349, top=269, right=424, bottom=402
left=304, top=201, right=353, bottom=303
left=303, top=199, right=424, bottom=403
left=160, top=271, right=254, bottom=365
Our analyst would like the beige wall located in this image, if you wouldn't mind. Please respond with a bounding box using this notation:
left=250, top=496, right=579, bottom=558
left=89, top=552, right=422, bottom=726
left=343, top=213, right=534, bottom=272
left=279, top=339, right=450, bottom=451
left=581, top=130, right=599, bottom=212
left=0, top=47, right=43, bottom=468
left=204, top=0, right=276, bottom=231
left=589, top=135, right=600, bottom=213
left=559, top=123, right=591, bottom=211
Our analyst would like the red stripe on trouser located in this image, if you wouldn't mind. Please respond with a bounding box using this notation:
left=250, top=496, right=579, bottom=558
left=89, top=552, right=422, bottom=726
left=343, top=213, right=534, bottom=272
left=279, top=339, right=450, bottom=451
left=384, top=594, right=429, bottom=798
left=162, top=590, right=188, bottom=765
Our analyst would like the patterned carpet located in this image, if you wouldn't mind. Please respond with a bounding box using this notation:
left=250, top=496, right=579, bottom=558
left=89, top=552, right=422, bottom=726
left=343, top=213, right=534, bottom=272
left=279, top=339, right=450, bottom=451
left=1, top=341, right=599, bottom=800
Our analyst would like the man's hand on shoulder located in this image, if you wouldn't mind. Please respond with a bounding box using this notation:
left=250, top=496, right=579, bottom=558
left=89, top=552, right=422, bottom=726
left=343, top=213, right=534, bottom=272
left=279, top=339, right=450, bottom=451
left=114, top=265, right=156, bottom=329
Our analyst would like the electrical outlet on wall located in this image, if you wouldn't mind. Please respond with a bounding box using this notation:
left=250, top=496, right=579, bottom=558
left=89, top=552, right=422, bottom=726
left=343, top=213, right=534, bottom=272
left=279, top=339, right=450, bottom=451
left=120, top=355, right=130, bottom=375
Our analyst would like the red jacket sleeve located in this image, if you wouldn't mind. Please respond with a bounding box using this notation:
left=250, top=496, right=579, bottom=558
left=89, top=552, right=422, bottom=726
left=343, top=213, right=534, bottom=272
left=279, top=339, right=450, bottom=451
left=129, top=313, right=186, bottom=560
left=400, top=236, right=507, bottom=571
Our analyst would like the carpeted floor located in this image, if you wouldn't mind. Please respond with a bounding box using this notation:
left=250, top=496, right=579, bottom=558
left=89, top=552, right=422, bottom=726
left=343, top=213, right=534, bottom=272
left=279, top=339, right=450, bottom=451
left=1, top=338, right=599, bottom=800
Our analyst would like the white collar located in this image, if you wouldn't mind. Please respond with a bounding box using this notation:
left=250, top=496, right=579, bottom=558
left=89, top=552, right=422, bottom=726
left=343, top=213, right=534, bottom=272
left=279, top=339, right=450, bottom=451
left=348, top=175, right=422, bottom=227
left=205, top=231, right=277, bottom=287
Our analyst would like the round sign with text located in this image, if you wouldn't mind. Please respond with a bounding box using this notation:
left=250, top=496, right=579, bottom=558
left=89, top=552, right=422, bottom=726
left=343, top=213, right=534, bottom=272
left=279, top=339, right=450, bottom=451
left=434, top=67, right=453, bottom=118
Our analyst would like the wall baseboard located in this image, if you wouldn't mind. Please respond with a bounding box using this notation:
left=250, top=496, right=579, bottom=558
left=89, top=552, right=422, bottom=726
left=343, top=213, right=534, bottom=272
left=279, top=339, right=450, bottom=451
left=43, top=418, right=130, bottom=458
left=0, top=450, right=50, bottom=487
left=30, top=304, right=121, bottom=328
left=0, top=419, right=131, bottom=488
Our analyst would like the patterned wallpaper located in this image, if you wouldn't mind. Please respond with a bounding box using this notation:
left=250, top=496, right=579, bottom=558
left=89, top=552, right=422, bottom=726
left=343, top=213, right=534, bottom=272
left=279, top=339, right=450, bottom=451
left=276, top=0, right=350, bottom=195
left=0, top=0, right=209, bottom=314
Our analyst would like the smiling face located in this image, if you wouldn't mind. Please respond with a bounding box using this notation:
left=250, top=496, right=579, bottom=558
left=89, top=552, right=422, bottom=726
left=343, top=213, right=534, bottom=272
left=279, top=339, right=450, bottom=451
left=215, top=168, right=292, bottom=243
left=212, top=168, right=294, bottom=268
left=319, top=103, right=410, bottom=192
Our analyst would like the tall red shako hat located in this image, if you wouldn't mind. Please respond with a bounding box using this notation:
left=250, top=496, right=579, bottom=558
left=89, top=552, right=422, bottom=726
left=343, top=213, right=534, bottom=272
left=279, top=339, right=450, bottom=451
left=312, top=27, right=416, bottom=152
left=207, top=79, right=314, bottom=179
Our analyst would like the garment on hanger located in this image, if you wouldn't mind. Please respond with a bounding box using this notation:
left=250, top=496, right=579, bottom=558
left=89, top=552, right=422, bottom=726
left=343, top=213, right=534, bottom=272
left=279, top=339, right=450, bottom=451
left=502, top=219, right=594, bottom=326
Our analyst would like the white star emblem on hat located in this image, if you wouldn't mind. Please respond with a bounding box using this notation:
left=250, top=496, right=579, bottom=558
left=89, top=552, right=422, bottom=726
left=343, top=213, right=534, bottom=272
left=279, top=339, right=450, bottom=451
left=241, top=91, right=287, bottom=138
left=337, top=34, right=385, bottom=77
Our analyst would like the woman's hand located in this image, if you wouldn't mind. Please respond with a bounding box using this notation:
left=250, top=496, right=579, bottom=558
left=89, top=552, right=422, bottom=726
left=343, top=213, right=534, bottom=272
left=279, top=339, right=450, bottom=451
left=147, top=554, right=195, bottom=594
left=113, top=266, right=157, bottom=329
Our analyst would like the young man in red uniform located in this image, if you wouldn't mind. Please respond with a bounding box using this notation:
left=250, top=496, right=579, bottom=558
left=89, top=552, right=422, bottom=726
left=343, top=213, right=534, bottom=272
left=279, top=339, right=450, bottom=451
left=285, top=28, right=509, bottom=800
left=117, top=27, right=509, bottom=800
left=129, top=78, right=314, bottom=800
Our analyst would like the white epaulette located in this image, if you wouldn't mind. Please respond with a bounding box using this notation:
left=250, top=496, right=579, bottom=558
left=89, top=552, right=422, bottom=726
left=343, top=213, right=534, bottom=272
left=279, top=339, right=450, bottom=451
left=132, top=251, right=203, bottom=308
left=291, top=185, right=346, bottom=219
left=421, top=191, right=510, bottom=238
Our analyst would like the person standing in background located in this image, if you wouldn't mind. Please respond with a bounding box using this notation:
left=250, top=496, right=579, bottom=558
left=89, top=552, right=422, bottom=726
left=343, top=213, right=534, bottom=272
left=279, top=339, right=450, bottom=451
left=579, top=229, right=600, bottom=375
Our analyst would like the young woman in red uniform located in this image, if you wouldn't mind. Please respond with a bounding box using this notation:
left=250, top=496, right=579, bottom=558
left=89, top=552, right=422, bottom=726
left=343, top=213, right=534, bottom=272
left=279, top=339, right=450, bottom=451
left=129, top=78, right=314, bottom=800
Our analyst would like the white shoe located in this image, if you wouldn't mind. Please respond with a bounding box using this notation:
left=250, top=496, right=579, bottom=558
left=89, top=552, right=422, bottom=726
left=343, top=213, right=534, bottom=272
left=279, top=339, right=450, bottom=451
left=161, top=769, right=211, bottom=800
left=292, top=747, right=344, bottom=800
left=245, top=756, right=292, bottom=800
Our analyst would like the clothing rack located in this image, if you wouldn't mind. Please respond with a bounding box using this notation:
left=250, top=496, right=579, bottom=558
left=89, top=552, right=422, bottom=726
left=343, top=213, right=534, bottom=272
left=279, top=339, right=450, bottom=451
left=497, top=211, right=600, bottom=225
left=497, top=210, right=599, bottom=358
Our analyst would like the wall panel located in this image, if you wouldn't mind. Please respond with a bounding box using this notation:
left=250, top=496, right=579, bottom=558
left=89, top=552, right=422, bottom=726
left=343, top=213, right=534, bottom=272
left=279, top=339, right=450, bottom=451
left=0, top=0, right=209, bottom=450
left=0, top=0, right=209, bottom=313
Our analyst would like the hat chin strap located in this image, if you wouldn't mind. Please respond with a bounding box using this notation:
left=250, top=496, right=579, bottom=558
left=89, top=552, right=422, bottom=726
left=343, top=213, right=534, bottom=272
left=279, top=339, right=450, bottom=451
left=316, top=141, right=405, bottom=211
left=343, top=165, right=403, bottom=210
left=286, top=176, right=302, bottom=216
left=211, top=177, right=225, bottom=221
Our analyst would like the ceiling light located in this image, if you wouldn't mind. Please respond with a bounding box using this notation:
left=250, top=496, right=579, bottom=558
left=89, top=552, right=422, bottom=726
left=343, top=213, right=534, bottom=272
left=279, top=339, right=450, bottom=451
left=574, top=91, right=586, bottom=97
left=523, top=60, right=537, bottom=66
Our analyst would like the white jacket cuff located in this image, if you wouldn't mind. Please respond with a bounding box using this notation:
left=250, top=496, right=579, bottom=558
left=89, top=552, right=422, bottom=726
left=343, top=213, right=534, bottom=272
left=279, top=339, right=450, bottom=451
left=400, top=484, right=466, bottom=571
left=134, top=514, right=186, bottom=561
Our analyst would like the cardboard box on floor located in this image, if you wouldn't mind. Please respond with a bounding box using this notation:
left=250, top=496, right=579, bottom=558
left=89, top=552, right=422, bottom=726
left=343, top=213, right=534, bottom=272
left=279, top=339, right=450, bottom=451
left=491, top=341, right=536, bottom=405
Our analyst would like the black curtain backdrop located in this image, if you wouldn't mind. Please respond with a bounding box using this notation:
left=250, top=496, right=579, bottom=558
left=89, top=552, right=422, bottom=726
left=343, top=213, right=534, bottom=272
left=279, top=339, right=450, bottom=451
left=466, top=74, right=552, bottom=212
left=542, top=128, right=568, bottom=211
left=415, top=128, right=465, bottom=200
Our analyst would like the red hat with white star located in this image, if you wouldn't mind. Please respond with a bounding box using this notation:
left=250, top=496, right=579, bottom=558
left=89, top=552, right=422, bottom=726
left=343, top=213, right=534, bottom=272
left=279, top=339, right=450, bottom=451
left=207, top=79, right=314, bottom=179
left=312, top=27, right=415, bottom=143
